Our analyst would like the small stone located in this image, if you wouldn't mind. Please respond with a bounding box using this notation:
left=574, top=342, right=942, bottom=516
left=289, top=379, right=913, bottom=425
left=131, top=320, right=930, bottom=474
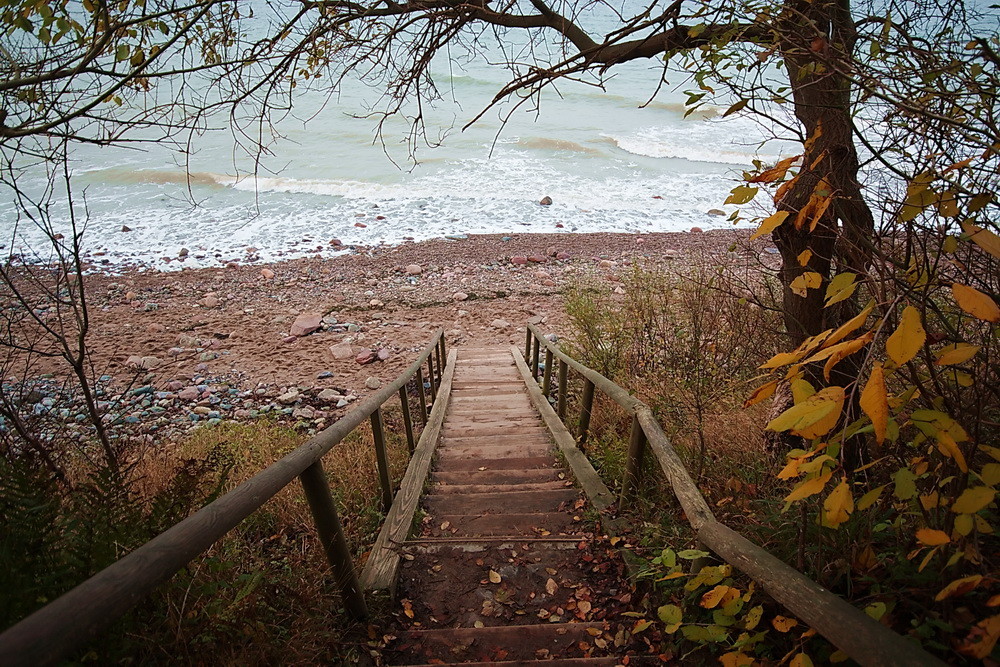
left=707, top=209, right=726, bottom=217
left=290, top=312, right=322, bottom=337
left=178, top=387, right=200, bottom=400
left=178, top=248, right=189, bottom=257
left=281, top=335, right=297, bottom=344
left=365, top=377, right=382, bottom=390
left=405, top=264, right=422, bottom=276
left=599, top=259, right=616, bottom=269
left=355, top=222, right=367, bottom=228
left=355, top=348, right=377, bottom=365
left=377, top=348, right=391, bottom=361
left=491, top=319, right=510, bottom=329
left=178, top=334, right=199, bottom=347
left=292, top=405, right=316, bottom=419
left=539, top=196, right=553, bottom=206
left=664, top=249, right=678, bottom=259
left=452, top=292, right=468, bottom=301
left=317, top=371, right=334, bottom=379
left=511, top=256, right=528, bottom=265
left=121, top=225, right=132, bottom=232
left=556, top=251, right=571, bottom=260
left=277, top=390, right=300, bottom=405
left=690, top=226, right=704, bottom=233
left=201, top=295, right=220, bottom=308
left=329, top=342, right=354, bottom=360
left=125, top=291, right=137, bottom=301
left=317, top=388, right=340, bottom=402
left=167, top=381, right=184, bottom=391
left=140, top=356, right=161, bottom=369
left=527, top=254, right=546, bottom=263
left=261, top=268, right=275, bottom=279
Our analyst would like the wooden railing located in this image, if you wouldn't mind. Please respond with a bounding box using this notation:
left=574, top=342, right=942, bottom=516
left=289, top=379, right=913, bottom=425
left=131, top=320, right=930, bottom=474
left=0, top=330, right=449, bottom=667
left=522, top=324, right=943, bottom=667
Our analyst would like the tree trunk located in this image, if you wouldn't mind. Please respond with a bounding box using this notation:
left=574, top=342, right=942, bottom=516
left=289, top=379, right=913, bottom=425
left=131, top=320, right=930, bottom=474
left=773, top=0, right=875, bottom=472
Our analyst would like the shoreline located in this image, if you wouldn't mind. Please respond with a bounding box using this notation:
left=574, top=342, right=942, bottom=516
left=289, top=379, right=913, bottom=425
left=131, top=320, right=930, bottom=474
left=9, top=230, right=766, bottom=444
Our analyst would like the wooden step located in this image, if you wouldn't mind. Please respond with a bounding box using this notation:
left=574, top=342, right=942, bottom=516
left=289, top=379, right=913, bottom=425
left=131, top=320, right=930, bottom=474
left=434, top=456, right=557, bottom=472
left=441, top=426, right=548, bottom=437
left=391, top=622, right=609, bottom=663
left=437, top=443, right=552, bottom=460
left=431, top=468, right=563, bottom=485
left=423, top=512, right=582, bottom=537
left=424, top=489, right=580, bottom=515
left=439, top=433, right=552, bottom=446
left=405, top=658, right=623, bottom=667
left=428, top=481, right=571, bottom=494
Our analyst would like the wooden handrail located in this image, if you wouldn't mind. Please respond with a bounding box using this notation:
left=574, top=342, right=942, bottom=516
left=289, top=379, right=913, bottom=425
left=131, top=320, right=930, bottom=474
left=0, top=330, right=447, bottom=667
left=523, top=324, right=943, bottom=667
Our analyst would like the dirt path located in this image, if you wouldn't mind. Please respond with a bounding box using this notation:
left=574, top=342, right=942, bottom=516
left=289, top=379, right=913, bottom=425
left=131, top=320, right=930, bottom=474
left=385, top=347, right=638, bottom=665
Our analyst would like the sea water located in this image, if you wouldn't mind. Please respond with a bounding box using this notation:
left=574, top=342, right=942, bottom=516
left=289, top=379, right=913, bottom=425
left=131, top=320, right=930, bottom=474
left=0, top=5, right=796, bottom=270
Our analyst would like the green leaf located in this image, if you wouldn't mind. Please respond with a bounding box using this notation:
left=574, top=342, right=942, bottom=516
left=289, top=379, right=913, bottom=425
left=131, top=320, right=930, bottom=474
left=657, top=604, right=683, bottom=633
left=825, top=272, right=858, bottom=306
left=723, top=99, right=748, bottom=117
left=725, top=185, right=759, bottom=206
left=893, top=468, right=917, bottom=501
left=677, top=549, right=710, bottom=560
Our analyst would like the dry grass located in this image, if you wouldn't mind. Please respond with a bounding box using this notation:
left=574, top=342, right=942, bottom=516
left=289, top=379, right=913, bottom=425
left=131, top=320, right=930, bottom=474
left=88, top=405, right=416, bottom=664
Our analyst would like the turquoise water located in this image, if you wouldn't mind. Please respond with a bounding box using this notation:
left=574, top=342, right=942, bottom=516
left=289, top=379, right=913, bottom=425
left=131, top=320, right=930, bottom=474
left=1, top=5, right=797, bottom=269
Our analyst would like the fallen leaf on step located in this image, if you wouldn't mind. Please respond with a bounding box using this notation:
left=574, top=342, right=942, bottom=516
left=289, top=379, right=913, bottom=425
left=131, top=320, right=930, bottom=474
left=489, top=570, right=502, bottom=584
left=546, top=578, right=558, bottom=595
left=440, top=521, right=451, bottom=530
left=577, top=600, right=592, bottom=616
left=478, top=466, right=487, bottom=471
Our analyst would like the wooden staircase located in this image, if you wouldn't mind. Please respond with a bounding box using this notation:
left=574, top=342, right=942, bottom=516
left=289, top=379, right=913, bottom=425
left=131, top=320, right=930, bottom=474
left=385, top=347, right=629, bottom=666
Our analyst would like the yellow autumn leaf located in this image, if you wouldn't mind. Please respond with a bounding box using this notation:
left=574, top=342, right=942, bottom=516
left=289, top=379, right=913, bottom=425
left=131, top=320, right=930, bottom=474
left=767, top=386, right=844, bottom=438
left=935, top=431, right=969, bottom=473
left=885, top=305, right=926, bottom=366
left=823, top=333, right=873, bottom=381
left=488, top=570, right=501, bottom=584
left=916, top=528, right=950, bottom=546
left=790, top=378, right=815, bottom=403
left=958, top=614, right=1000, bottom=660
left=797, top=249, right=813, bottom=266
left=772, top=615, right=799, bottom=632
left=750, top=211, right=789, bottom=241
left=823, top=480, right=854, bottom=528
left=760, top=350, right=803, bottom=369
left=860, top=363, right=888, bottom=445
left=720, top=652, right=754, bottom=667
left=790, top=271, right=823, bottom=297
left=825, top=301, right=875, bottom=347
left=961, top=220, right=1000, bottom=259
left=935, top=575, right=983, bottom=601
left=825, top=272, right=857, bottom=307
left=951, top=283, right=1000, bottom=323
left=743, top=379, right=778, bottom=407
left=790, top=653, right=814, bottom=667
left=700, top=585, right=732, bottom=609
left=952, top=487, right=996, bottom=514
left=934, top=343, right=980, bottom=366
left=785, top=470, right=833, bottom=502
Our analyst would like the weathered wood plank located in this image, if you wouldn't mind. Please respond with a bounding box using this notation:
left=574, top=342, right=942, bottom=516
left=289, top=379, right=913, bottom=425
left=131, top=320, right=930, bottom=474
left=509, top=346, right=616, bottom=513
left=360, top=349, right=457, bottom=594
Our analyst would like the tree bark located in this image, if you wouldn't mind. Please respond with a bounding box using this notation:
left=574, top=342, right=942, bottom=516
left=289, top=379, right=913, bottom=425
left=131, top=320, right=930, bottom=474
left=773, top=0, right=875, bottom=471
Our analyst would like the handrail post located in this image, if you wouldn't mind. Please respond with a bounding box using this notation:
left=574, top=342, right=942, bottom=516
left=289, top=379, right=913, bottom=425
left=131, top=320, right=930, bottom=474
left=399, top=386, right=415, bottom=453
left=557, top=360, right=568, bottom=419
left=370, top=407, right=393, bottom=512
left=524, top=327, right=533, bottom=360
left=531, top=337, right=541, bottom=378
left=427, top=356, right=437, bottom=400
left=299, top=460, right=369, bottom=619
left=434, top=339, right=443, bottom=385
left=416, top=368, right=428, bottom=423
left=578, top=378, right=595, bottom=449
left=542, top=348, right=553, bottom=395
left=439, top=333, right=447, bottom=367
left=619, top=414, right=647, bottom=506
